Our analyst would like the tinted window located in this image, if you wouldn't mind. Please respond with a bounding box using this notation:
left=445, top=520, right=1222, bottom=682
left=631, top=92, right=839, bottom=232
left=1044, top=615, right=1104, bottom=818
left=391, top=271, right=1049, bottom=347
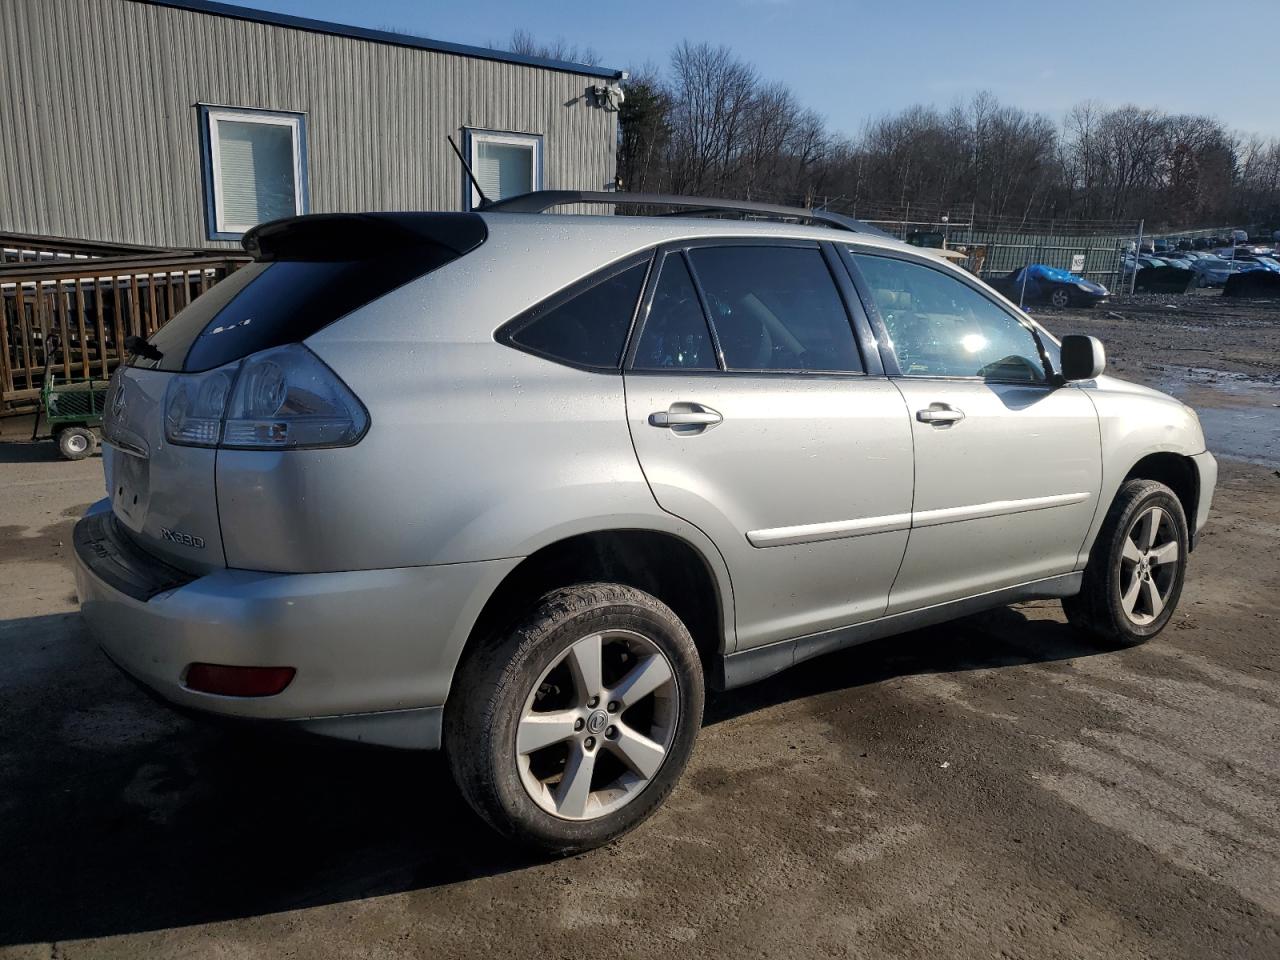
left=503, top=259, right=650, bottom=370
left=852, top=253, right=1048, bottom=382
left=632, top=255, right=717, bottom=371
left=141, top=253, right=449, bottom=372
left=688, top=246, right=862, bottom=373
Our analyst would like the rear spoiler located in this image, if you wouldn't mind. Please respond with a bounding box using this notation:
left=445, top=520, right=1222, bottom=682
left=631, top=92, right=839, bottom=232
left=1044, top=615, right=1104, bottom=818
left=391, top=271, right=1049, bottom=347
left=242, top=212, right=487, bottom=262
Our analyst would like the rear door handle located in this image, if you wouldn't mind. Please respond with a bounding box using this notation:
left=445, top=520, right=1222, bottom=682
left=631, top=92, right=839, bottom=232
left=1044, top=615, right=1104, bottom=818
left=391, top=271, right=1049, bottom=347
left=916, top=403, right=965, bottom=425
left=649, top=403, right=723, bottom=433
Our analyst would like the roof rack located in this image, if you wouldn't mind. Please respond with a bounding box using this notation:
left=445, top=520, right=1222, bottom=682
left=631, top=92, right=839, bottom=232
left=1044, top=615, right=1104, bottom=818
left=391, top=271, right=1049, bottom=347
left=482, top=191, right=893, bottom=239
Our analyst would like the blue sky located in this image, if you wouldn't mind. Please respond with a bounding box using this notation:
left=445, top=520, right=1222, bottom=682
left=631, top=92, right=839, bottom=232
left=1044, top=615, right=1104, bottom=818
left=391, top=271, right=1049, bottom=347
left=219, top=0, right=1280, bottom=138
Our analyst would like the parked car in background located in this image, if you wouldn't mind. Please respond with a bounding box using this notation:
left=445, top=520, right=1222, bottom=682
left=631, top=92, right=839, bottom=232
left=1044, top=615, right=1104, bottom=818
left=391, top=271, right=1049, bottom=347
left=1231, top=229, right=1249, bottom=244
left=1124, top=255, right=1171, bottom=276
left=70, top=194, right=1218, bottom=853
left=1192, top=237, right=1212, bottom=250
left=1221, top=252, right=1280, bottom=272
left=1131, top=257, right=1197, bottom=293
left=1188, top=255, right=1237, bottom=287
left=988, top=264, right=1109, bottom=307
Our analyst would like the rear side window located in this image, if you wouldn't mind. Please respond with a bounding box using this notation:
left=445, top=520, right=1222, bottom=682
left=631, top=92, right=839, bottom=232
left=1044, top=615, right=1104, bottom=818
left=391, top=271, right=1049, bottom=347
left=500, top=257, right=651, bottom=370
left=688, top=246, right=862, bottom=373
left=632, top=254, right=718, bottom=371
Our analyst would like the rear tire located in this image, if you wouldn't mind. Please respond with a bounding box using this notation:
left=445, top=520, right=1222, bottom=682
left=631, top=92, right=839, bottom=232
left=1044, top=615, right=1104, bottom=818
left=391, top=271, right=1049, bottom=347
left=57, top=426, right=96, bottom=460
left=1063, top=479, right=1188, bottom=647
left=445, top=582, right=704, bottom=855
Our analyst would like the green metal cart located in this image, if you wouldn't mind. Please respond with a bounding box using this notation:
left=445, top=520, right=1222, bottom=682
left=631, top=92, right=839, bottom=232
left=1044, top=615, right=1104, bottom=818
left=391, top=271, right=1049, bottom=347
left=33, top=372, right=109, bottom=460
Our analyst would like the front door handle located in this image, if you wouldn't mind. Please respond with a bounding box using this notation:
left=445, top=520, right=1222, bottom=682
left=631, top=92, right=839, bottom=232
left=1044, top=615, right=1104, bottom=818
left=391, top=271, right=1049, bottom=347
left=916, top=403, right=965, bottom=425
left=649, top=402, right=723, bottom=433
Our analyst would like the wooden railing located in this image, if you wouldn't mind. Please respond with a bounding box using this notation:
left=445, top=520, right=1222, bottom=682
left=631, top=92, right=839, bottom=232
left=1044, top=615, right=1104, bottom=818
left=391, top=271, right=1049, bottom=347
left=1, top=252, right=248, bottom=412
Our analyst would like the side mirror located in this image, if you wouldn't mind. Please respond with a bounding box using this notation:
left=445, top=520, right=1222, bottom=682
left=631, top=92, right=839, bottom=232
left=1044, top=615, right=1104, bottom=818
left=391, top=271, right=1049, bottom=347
left=1059, top=334, right=1106, bottom=381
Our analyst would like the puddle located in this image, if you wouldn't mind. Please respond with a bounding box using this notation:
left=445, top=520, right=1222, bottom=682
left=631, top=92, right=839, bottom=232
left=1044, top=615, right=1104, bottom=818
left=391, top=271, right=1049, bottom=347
left=1194, top=407, right=1280, bottom=467
left=1152, top=366, right=1279, bottom=467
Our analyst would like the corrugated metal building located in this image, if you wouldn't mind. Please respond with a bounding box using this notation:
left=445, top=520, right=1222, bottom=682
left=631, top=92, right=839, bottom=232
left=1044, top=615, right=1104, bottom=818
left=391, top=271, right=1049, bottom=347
left=0, top=0, right=624, bottom=249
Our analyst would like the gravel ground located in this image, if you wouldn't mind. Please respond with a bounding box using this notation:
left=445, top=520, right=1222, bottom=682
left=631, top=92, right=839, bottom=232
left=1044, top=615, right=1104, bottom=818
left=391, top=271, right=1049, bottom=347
left=1, top=296, right=1278, bottom=959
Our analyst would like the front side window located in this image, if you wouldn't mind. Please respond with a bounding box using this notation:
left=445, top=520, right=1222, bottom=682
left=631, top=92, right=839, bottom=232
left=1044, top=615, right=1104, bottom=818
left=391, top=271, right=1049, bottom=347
left=851, top=252, right=1048, bottom=382
left=202, top=107, right=307, bottom=239
left=499, top=258, right=650, bottom=370
left=687, top=246, right=862, bottom=373
left=466, top=130, right=542, bottom=210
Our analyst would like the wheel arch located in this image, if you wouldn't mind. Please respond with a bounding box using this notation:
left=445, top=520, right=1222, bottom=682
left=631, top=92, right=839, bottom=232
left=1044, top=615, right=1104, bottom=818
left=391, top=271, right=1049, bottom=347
left=451, top=528, right=734, bottom=701
left=1123, top=452, right=1199, bottom=548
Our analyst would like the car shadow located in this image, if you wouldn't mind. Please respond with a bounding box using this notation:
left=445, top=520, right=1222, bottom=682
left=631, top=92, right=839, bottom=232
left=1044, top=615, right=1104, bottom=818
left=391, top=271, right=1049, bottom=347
left=0, top=438, right=100, bottom=463
left=705, top=603, right=1104, bottom=726
left=0, top=603, right=1107, bottom=946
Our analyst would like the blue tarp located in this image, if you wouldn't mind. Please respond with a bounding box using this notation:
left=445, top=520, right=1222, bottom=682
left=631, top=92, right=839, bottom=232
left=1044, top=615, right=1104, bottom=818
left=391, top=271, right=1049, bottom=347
left=1011, top=264, right=1084, bottom=284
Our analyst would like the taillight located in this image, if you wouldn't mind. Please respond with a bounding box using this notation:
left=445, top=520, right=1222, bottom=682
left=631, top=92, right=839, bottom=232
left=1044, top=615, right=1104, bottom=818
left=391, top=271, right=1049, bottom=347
left=162, top=344, right=367, bottom=450
left=164, top=364, right=235, bottom=446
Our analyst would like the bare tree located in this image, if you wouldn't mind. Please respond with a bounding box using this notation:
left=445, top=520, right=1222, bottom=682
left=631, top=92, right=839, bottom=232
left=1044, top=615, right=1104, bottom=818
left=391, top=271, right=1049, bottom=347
left=507, top=28, right=600, bottom=66
left=609, top=37, right=1279, bottom=230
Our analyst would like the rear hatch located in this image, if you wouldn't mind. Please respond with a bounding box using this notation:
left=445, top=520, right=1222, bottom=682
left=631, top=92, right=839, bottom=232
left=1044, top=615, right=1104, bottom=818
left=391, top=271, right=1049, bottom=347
left=101, top=212, right=486, bottom=573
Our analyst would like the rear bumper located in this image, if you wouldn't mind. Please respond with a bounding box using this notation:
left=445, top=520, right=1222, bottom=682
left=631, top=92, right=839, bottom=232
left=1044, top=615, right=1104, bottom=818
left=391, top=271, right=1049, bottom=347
left=73, top=499, right=520, bottom=749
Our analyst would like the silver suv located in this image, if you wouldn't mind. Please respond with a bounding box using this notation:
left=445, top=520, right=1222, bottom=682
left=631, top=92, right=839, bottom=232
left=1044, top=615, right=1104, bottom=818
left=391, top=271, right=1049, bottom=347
left=75, top=193, right=1216, bottom=853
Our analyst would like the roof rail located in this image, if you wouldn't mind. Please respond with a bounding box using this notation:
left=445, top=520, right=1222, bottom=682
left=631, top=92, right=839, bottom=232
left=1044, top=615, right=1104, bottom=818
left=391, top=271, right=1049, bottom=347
left=482, top=191, right=893, bottom=239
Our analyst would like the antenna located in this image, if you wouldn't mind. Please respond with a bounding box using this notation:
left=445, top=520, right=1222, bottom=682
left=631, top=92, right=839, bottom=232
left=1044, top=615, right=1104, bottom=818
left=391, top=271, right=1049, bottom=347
left=448, top=135, right=492, bottom=210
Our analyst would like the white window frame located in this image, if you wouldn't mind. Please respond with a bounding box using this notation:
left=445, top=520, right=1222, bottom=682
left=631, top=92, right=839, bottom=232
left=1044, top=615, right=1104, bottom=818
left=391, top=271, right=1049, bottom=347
left=464, top=129, right=543, bottom=210
left=204, top=106, right=307, bottom=237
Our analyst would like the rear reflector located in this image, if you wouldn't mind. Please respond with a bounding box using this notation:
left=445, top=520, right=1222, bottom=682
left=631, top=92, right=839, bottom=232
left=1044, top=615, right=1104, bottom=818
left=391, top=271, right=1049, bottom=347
left=185, top=663, right=296, bottom=697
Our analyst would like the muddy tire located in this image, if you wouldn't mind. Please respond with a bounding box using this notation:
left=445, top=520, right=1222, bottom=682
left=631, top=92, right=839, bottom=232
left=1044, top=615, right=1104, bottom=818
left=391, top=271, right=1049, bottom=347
left=1063, top=479, right=1188, bottom=647
left=445, top=583, right=704, bottom=855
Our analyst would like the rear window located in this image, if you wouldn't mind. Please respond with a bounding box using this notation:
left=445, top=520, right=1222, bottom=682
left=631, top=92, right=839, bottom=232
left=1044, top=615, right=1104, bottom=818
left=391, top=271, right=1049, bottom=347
left=135, top=213, right=485, bottom=372
left=499, top=256, right=651, bottom=371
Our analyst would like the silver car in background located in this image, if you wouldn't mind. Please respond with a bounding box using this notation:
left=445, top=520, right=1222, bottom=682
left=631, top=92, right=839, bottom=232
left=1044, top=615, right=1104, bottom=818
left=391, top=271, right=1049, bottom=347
left=75, top=193, right=1216, bottom=852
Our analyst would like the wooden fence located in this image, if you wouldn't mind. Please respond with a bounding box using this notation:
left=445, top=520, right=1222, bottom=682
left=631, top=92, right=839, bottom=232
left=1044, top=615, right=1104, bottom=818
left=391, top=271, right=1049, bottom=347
left=1, top=249, right=247, bottom=412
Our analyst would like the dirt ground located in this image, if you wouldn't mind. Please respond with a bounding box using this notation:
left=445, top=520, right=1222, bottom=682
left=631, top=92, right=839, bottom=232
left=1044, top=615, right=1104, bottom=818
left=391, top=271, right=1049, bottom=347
left=1, top=293, right=1278, bottom=959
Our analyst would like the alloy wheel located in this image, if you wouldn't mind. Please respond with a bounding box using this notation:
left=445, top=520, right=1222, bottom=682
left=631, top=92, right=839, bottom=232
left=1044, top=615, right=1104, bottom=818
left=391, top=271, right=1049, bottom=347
left=516, top=629, right=678, bottom=821
left=1117, top=505, right=1181, bottom=626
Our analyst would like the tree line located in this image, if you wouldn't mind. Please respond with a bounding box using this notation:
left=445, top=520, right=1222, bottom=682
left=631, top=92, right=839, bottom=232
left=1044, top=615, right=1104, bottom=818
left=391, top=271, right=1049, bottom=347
left=606, top=41, right=1280, bottom=230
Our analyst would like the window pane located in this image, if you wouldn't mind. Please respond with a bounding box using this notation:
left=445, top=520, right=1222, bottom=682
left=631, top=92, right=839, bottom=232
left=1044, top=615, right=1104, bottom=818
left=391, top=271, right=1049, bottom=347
left=475, top=141, right=534, bottom=201
left=216, top=119, right=297, bottom=228
left=852, top=253, right=1047, bottom=382
left=507, top=260, right=649, bottom=369
left=633, top=255, right=717, bottom=371
left=688, top=246, right=861, bottom=373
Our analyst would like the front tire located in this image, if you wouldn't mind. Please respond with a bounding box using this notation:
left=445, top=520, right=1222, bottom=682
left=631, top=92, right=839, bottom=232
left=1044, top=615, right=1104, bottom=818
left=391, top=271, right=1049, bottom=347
left=1063, top=479, right=1188, bottom=646
left=1049, top=287, right=1071, bottom=308
left=445, top=583, right=704, bottom=854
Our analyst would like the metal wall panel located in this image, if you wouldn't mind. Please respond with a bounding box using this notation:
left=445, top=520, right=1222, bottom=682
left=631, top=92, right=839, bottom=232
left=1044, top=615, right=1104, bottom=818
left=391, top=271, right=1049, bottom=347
left=0, top=0, right=618, bottom=248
